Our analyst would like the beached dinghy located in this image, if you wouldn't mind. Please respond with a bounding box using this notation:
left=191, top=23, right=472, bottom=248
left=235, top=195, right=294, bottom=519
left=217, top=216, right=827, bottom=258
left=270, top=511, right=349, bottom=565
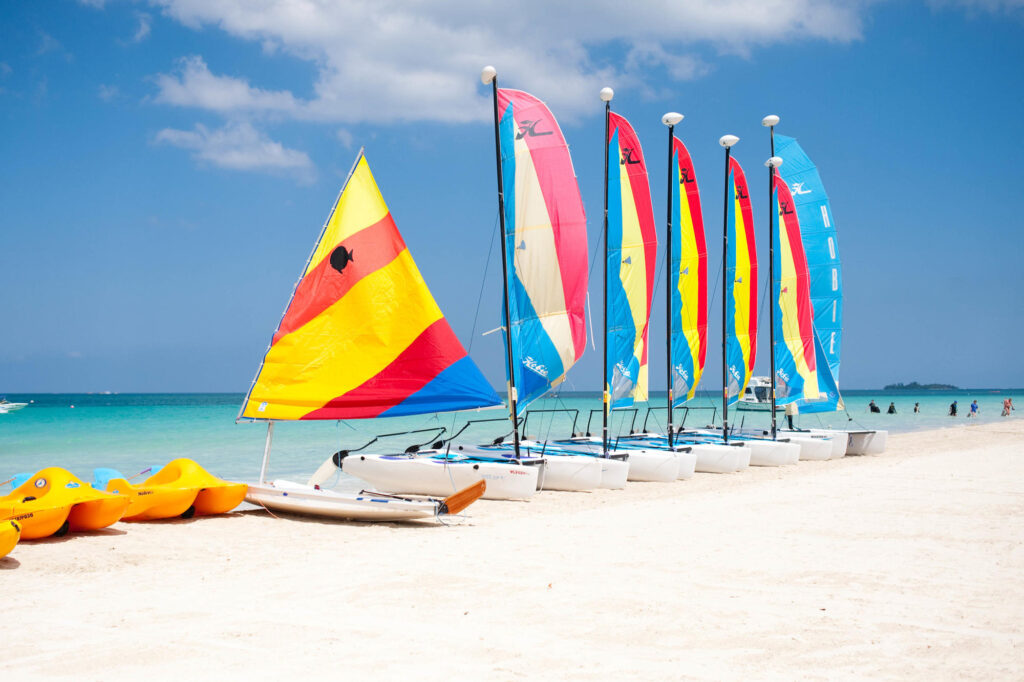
left=0, top=520, right=20, bottom=558
left=1, top=467, right=129, bottom=535
left=236, top=151, right=503, bottom=519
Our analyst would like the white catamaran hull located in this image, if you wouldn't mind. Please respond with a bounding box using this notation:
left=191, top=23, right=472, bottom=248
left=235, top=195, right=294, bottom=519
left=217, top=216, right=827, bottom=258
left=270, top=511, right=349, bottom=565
left=847, top=430, right=888, bottom=455
left=688, top=442, right=751, bottom=473
left=676, top=450, right=697, bottom=480
left=786, top=436, right=832, bottom=461
left=246, top=481, right=439, bottom=521
left=340, top=454, right=539, bottom=500
left=598, top=456, right=630, bottom=489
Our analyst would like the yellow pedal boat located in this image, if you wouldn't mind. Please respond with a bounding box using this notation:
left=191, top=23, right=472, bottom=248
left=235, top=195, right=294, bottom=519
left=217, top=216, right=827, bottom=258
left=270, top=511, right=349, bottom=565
left=94, top=459, right=247, bottom=520
left=0, top=520, right=20, bottom=558
left=0, top=468, right=129, bottom=536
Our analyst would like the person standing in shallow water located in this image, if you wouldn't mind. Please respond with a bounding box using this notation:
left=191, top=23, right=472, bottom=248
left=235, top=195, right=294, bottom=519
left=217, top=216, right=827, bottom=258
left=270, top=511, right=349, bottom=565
left=1002, top=398, right=1014, bottom=416
left=914, top=402, right=920, bottom=413
left=869, top=400, right=880, bottom=413
left=887, top=402, right=897, bottom=414
left=949, top=400, right=958, bottom=417
left=969, top=400, right=979, bottom=418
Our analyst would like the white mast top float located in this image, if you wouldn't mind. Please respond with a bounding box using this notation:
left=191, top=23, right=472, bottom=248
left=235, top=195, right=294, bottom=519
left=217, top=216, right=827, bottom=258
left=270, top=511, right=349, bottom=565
left=662, top=112, right=684, bottom=126
left=481, top=65, right=497, bottom=84
left=762, top=115, right=780, bottom=127
left=765, top=156, right=783, bottom=167
left=719, top=135, right=739, bottom=148
left=600, top=87, right=614, bottom=102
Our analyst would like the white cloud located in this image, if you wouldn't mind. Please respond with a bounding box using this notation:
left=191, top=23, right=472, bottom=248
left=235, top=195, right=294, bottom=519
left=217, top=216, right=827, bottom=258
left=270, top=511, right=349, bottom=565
left=132, top=12, right=153, bottom=43
left=154, top=121, right=314, bottom=181
left=98, top=84, right=120, bottom=100
left=145, top=0, right=871, bottom=124
left=153, top=55, right=299, bottom=115
left=335, top=128, right=354, bottom=149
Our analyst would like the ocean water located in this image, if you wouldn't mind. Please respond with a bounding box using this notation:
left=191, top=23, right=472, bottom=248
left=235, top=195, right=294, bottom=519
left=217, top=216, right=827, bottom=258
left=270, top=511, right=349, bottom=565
left=0, top=389, right=1019, bottom=487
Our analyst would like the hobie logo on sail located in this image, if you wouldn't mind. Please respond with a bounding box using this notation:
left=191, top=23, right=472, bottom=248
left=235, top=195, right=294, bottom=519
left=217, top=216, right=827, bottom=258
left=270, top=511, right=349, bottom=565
left=621, top=148, right=641, bottom=165
left=615, top=362, right=632, bottom=379
left=680, top=167, right=694, bottom=184
left=674, top=365, right=689, bottom=382
left=516, top=120, right=552, bottom=139
left=791, top=182, right=811, bottom=195
left=523, top=356, right=548, bottom=378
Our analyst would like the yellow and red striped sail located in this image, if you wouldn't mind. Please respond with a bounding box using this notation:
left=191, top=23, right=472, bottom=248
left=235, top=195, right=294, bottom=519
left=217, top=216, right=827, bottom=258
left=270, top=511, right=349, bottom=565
left=725, top=157, right=757, bottom=404
left=670, top=137, right=707, bottom=405
left=239, top=151, right=501, bottom=421
left=773, top=169, right=819, bottom=402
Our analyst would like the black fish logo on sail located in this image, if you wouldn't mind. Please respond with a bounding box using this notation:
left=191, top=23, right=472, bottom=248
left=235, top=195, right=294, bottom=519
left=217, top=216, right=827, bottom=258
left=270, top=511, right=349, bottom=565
left=736, top=186, right=748, bottom=200
left=516, top=120, right=553, bottom=139
left=781, top=199, right=795, bottom=215
left=680, top=167, right=694, bottom=184
left=621, top=148, right=641, bottom=165
left=330, top=245, right=355, bottom=274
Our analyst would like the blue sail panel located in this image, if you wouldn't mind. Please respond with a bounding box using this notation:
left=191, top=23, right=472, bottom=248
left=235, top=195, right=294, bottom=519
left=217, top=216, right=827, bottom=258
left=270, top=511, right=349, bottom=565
left=776, top=135, right=844, bottom=411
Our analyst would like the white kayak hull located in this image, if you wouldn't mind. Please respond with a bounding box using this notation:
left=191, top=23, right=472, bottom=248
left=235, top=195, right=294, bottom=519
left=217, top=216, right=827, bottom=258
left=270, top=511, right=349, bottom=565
left=246, top=481, right=438, bottom=521
left=340, top=454, right=539, bottom=500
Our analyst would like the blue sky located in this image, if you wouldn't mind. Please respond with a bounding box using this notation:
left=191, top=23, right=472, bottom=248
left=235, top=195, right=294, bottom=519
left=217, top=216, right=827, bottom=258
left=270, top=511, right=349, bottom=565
left=1, top=0, right=1022, bottom=393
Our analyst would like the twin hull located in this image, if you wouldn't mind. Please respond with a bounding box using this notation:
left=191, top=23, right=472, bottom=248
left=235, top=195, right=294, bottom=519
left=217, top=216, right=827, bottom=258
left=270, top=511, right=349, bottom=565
left=341, top=454, right=539, bottom=500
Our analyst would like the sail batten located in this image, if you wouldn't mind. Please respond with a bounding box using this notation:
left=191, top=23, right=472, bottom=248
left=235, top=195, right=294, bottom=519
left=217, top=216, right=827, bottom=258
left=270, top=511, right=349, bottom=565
left=670, top=137, right=707, bottom=406
left=239, top=152, right=501, bottom=421
left=497, top=88, right=588, bottom=409
left=725, top=157, right=757, bottom=405
left=606, top=112, right=657, bottom=409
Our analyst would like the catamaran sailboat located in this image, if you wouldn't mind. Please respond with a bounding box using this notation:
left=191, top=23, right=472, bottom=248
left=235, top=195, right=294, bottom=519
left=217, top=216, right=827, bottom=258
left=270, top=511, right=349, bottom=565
left=768, top=131, right=885, bottom=456
left=238, top=150, right=527, bottom=517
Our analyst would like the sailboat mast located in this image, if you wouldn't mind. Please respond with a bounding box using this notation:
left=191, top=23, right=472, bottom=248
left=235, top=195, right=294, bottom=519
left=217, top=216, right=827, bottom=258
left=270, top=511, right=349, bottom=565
left=483, top=66, right=521, bottom=461
left=600, top=87, right=613, bottom=456
left=763, top=115, right=780, bottom=439
left=662, top=112, right=683, bottom=446
left=719, top=135, right=739, bottom=443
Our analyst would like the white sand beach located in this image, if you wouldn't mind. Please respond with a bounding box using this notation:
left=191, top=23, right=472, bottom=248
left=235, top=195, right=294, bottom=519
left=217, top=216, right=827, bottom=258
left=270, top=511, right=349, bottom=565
left=3, top=421, right=1022, bottom=680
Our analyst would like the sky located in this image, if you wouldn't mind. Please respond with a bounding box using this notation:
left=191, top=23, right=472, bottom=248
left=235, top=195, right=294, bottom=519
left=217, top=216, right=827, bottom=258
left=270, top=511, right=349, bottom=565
left=1, top=0, right=1022, bottom=393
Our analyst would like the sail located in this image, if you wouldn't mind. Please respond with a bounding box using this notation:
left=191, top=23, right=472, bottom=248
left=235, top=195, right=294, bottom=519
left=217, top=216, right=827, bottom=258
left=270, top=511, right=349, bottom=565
left=606, top=112, right=657, bottom=408
left=670, top=137, right=707, bottom=406
left=775, top=135, right=844, bottom=412
left=239, top=151, right=502, bottom=421
left=497, top=89, right=588, bottom=409
left=725, top=157, right=757, bottom=405
left=772, top=168, right=819, bottom=404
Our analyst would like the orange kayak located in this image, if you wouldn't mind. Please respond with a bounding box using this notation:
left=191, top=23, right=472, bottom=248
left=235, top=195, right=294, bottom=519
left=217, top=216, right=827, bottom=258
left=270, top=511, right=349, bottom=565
left=0, top=520, right=20, bottom=558
left=0, top=468, right=129, bottom=536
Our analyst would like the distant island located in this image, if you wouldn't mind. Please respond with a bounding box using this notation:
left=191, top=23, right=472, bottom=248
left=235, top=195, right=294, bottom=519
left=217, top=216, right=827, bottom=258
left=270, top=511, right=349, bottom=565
left=884, top=382, right=959, bottom=391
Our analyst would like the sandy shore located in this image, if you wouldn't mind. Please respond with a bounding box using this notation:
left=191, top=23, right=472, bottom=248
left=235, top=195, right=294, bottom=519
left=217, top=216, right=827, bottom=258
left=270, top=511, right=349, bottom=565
left=3, top=421, right=1022, bottom=680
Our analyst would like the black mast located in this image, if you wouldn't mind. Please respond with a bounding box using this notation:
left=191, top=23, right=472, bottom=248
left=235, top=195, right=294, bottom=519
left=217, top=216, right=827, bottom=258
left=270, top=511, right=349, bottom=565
left=762, top=115, right=780, bottom=439
left=662, top=112, right=683, bottom=446
left=600, top=87, right=613, bottom=456
left=483, top=66, right=521, bottom=460
left=719, top=135, right=739, bottom=444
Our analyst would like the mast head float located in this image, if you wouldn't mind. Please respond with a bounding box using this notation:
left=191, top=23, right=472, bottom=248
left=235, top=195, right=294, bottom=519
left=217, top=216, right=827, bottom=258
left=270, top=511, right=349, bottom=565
left=662, top=112, right=684, bottom=126
left=765, top=156, right=783, bottom=168
left=761, top=115, right=780, bottom=127
left=719, top=135, right=739, bottom=148
left=480, top=65, right=497, bottom=84
left=599, top=87, right=614, bottom=102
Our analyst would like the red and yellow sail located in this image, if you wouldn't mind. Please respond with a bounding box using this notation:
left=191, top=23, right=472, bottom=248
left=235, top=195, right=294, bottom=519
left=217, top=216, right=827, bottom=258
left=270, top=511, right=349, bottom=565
left=725, top=157, right=757, bottom=404
left=239, top=152, right=501, bottom=421
left=773, top=168, right=819, bottom=402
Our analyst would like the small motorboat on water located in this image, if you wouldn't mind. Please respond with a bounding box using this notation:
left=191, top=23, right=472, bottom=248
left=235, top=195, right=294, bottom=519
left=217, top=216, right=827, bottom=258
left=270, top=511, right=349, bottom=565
left=0, top=398, right=27, bottom=414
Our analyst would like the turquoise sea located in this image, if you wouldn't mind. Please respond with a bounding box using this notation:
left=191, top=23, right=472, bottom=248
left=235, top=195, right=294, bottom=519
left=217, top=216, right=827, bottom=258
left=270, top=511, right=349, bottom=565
left=1, top=390, right=1019, bottom=488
